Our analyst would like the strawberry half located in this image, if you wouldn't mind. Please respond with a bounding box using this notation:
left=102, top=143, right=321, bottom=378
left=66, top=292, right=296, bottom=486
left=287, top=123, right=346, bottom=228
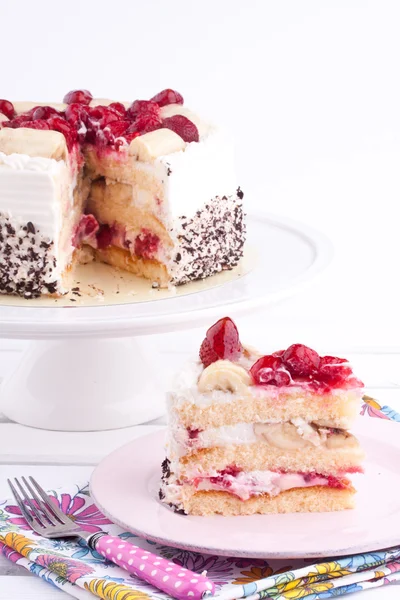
left=199, top=317, right=242, bottom=367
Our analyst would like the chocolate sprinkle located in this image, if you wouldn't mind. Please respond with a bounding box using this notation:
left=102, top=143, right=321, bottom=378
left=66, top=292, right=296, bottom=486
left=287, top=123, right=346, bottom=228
left=0, top=213, right=60, bottom=298
left=170, top=190, right=246, bottom=284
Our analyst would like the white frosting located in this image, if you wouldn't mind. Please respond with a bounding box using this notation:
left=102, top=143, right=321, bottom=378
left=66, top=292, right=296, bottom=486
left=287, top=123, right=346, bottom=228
left=0, top=151, right=76, bottom=276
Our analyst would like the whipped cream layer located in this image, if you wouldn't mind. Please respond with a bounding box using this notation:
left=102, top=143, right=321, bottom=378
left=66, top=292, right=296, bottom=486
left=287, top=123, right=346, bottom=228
left=168, top=419, right=358, bottom=458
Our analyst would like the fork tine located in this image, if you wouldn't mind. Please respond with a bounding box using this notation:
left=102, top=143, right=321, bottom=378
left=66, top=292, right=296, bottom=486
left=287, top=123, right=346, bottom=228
left=29, top=477, right=70, bottom=525
left=14, top=478, right=46, bottom=527
left=22, top=477, right=57, bottom=526
left=7, top=479, right=34, bottom=526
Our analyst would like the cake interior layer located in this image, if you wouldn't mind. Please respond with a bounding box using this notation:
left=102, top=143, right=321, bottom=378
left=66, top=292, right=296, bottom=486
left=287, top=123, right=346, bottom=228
left=172, top=388, right=361, bottom=430
left=94, top=246, right=170, bottom=286
left=177, top=486, right=355, bottom=516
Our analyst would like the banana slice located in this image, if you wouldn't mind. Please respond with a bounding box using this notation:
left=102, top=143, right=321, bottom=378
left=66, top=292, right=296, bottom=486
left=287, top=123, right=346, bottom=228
left=198, top=360, right=252, bottom=394
left=254, top=422, right=311, bottom=450
left=326, top=431, right=357, bottom=449
left=129, top=128, right=185, bottom=161
left=291, top=417, right=323, bottom=447
left=0, top=128, right=68, bottom=160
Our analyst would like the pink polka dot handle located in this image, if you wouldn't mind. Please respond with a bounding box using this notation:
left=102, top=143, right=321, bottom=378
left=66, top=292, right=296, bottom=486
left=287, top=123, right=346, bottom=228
left=95, top=535, right=215, bottom=600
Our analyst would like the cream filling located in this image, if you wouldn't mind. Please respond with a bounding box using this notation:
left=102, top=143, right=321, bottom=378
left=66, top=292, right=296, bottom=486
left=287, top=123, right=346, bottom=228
left=195, top=470, right=331, bottom=501
left=168, top=419, right=357, bottom=458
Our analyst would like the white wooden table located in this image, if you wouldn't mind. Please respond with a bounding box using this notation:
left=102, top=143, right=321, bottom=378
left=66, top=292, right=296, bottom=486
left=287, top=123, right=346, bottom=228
left=1, top=331, right=400, bottom=599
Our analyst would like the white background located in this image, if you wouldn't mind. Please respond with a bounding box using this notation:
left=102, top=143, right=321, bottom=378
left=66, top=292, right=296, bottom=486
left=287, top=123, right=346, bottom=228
left=1, top=1, right=400, bottom=597
left=1, top=0, right=399, bottom=345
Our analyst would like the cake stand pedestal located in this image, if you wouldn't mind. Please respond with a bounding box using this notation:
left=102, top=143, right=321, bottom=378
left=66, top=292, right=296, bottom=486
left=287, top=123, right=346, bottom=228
left=0, top=337, right=166, bottom=430
left=0, top=213, right=333, bottom=431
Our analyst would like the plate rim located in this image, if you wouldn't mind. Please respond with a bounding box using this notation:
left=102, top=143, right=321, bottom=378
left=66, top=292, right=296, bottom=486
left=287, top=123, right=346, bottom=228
left=0, top=211, right=334, bottom=339
left=90, top=419, right=400, bottom=559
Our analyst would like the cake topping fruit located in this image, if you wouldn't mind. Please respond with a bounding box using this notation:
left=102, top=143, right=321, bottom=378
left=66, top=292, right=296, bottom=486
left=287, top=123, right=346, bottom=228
left=150, top=89, right=184, bottom=107
left=198, top=360, right=252, bottom=394
left=163, top=115, right=199, bottom=143
left=72, top=214, right=99, bottom=247
left=282, top=344, right=320, bottom=377
left=18, top=120, right=51, bottom=131
left=250, top=355, right=292, bottom=386
left=108, top=102, right=126, bottom=117
left=127, top=100, right=160, bottom=120
left=0, top=100, right=16, bottom=120
left=47, top=116, right=78, bottom=151
left=63, top=89, right=93, bottom=105
left=127, top=112, right=162, bottom=135
left=199, top=317, right=242, bottom=367
left=96, top=224, right=113, bottom=249
left=318, top=356, right=353, bottom=385
left=32, top=106, right=60, bottom=120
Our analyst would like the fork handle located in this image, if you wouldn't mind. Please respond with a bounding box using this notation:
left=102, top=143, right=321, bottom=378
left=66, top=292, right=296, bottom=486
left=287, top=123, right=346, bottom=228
left=94, top=535, right=215, bottom=600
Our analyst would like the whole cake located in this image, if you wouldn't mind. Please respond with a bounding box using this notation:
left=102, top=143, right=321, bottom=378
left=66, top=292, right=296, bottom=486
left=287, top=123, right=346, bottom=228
left=0, top=91, right=245, bottom=298
left=160, top=317, right=365, bottom=516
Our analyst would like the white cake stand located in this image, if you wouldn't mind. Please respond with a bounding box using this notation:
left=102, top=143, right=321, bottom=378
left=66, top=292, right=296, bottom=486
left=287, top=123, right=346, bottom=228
left=0, top=213, right=333, bottom=431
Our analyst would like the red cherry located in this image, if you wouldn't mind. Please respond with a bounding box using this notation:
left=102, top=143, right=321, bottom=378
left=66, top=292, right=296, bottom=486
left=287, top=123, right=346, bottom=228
left=272, top=350, right=285, bottom=357
left=108, top=102, right=126, bottom=117
left=47, top=116, right=78, bottom=150
left=72, top=214, right=99, bottom=247
left=0, top=99, right=15, bottom=119
left=282, top=344, right=320, bottom=378
left=199, top=317, right=241, bottom=367
left=250, top=355, right=291, bottom=387
left=127, top=100, right=160, bottom=120
left=134, top=230, right=160, bottom=259
left=0, top=115, right=30, bottom=128
left=162, top=115, right=199, bottom=142
left=317, top=356, right=352, bottom=386
left=63, top=89, right=93, bottom=105
left=19, top=120, right=50, bottom=130
left=32, top=106, right=60, bottom=120
left=150, top=89, right=184, bottom=107
left=96, top=224, right=113, bottom=249
left=88, top=106, right=119, bottom=127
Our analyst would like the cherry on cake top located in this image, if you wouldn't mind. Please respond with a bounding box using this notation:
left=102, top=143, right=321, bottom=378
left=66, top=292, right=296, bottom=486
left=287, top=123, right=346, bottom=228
left=199, top=317, right=362, bottom=390
left=0, top=88, right=198, bottom=152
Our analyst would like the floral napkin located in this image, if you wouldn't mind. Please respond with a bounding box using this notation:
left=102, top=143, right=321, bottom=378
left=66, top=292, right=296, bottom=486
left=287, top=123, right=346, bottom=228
left=1, top=397, right=399, bottom=600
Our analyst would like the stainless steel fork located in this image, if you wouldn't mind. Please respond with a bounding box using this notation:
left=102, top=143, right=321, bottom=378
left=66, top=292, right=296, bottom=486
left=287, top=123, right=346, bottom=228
left=7, top=476, right=214, bottom=600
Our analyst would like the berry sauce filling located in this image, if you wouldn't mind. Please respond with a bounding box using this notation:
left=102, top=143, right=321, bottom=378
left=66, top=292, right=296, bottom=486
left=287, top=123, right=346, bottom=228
left=72, top=215, right=161, bottom=261
left=198, top=317, right=364, bottom=392
left=0, top=88, right=199, bottom=155
left=188, top=465, right=352, bottom=501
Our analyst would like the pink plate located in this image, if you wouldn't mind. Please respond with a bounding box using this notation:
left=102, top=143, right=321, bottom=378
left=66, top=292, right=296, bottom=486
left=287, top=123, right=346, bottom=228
left=90, top=418, right=400, bottom=559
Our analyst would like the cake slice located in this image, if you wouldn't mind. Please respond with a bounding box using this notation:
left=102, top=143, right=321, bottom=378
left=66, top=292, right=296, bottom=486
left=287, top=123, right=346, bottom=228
left=0, top=89, right=245, bottom=297
left=160, top=318, right=364, bottom=516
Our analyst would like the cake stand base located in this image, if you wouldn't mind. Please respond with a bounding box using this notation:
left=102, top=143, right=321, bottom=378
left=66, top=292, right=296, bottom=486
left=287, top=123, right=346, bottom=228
left=0, top=337, right=165, bottom=431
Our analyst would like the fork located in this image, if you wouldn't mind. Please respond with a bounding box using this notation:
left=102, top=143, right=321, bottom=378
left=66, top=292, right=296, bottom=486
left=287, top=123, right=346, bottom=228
left=8, top=476, right=215, bottom=600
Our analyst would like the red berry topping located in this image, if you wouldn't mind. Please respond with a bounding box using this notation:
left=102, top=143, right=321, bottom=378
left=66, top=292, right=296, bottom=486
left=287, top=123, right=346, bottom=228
left=134, top=229, right=160, bottom=259
left=108, top=102, right=126, bottom=117
left=18, top=120, right=50, bottom=131
left=317, top=356, right=352, bottom=386
left=63, top=89, right=93, bottom=105
left=127, top=100, right=159, bottom=121
left=250, top=355, right=291, bottom=387
left=0, top=115, right=30, bottom=129
left=282, top=344, right=320, bottom=378
left=150, top=89, right=184, bottom=107
left=199, top=317, right=242, bottom=367
left=64, top=102, right=88, bottom=124
left=162, top=115, right=199, bottom=142
left=32, top=105, right=60, bottom=120
left=72, top=214, right=99, bottom=247
left=0, top=99, right=15, bottom=119
left=127, top=112, right=162, bottom=135
left=199, top=339, right=219, bottom=368
left=96, top=224, right=113, bottom=249
left=47, top=116, right=78, bottom=151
